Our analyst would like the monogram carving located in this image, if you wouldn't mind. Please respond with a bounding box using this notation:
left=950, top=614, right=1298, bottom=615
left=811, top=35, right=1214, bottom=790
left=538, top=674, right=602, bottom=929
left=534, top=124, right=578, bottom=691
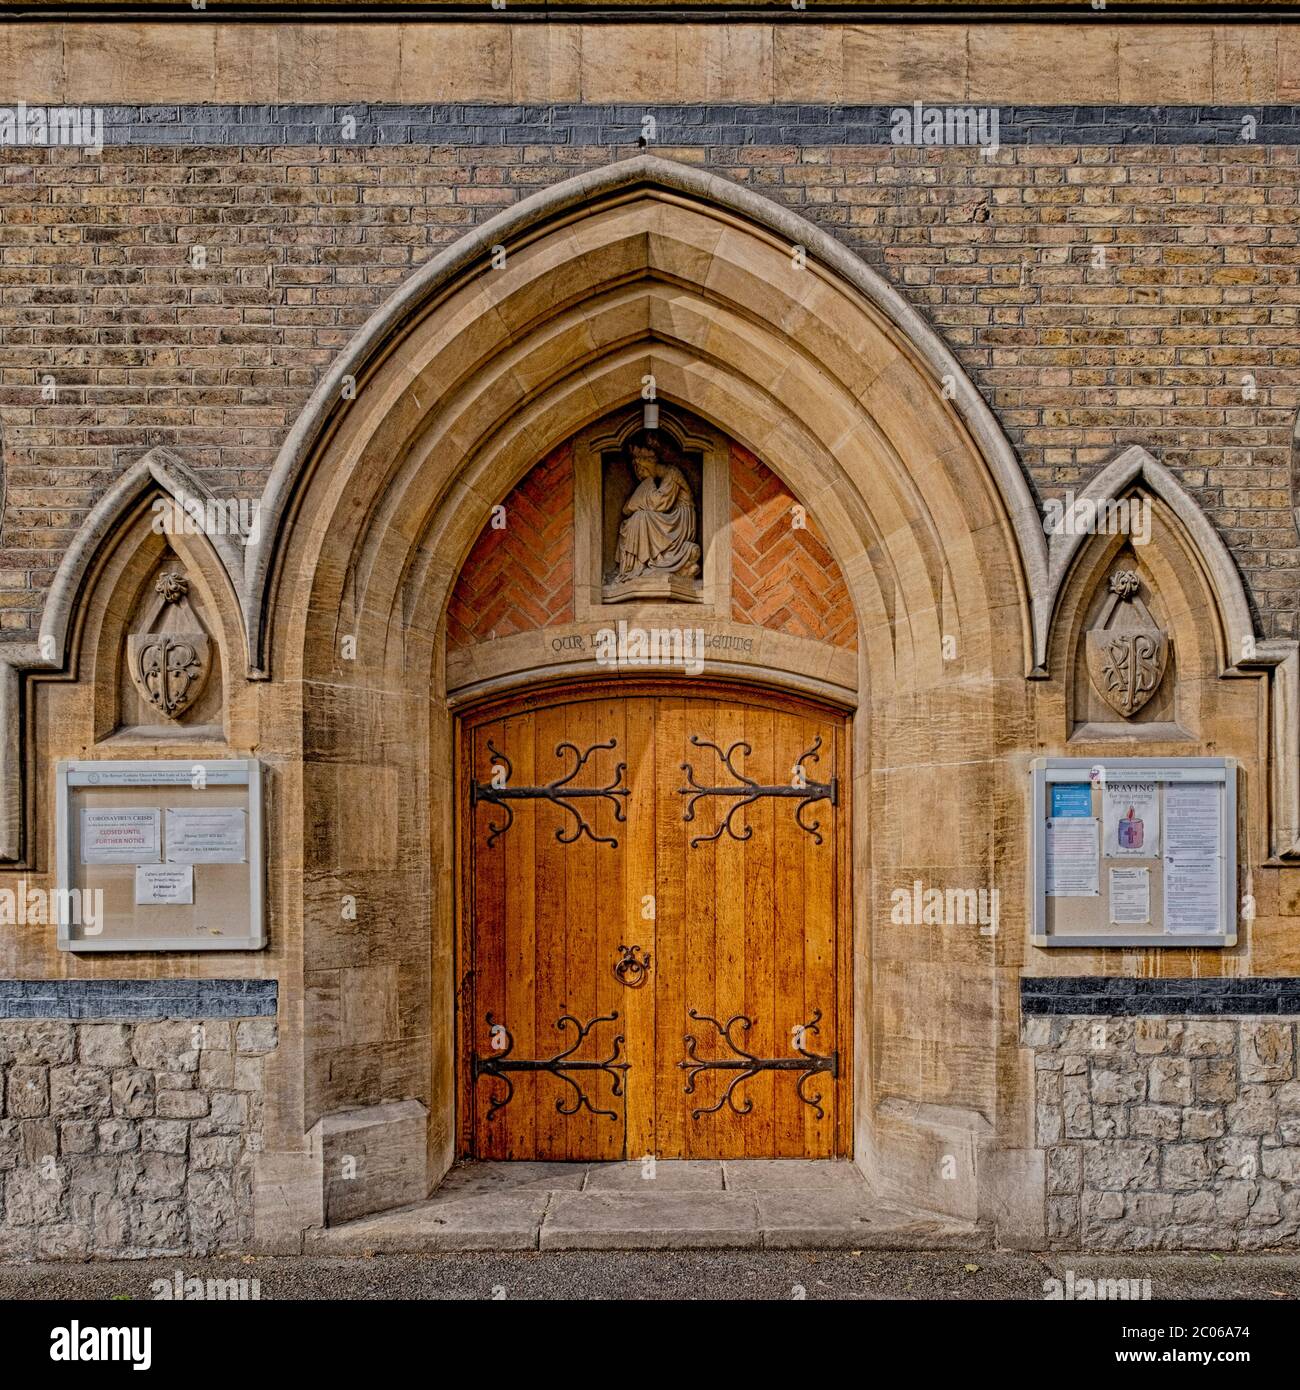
left=1085, top=570, right=1169, bottom=719
left=129, top=632, right=209, bottom=719
left=126, top=571, right=212, bottom=721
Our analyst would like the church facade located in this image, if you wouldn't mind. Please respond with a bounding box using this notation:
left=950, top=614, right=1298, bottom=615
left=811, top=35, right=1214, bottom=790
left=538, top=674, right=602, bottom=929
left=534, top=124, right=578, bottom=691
left=2, top=9, right=1300, bottom=1257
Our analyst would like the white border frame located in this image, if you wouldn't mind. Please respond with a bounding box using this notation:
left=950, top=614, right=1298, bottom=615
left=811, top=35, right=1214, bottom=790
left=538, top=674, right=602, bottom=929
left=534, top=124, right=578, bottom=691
left=1031, top=756, right=1236, bottom=949
left=56, top=758, right=265, bottom=952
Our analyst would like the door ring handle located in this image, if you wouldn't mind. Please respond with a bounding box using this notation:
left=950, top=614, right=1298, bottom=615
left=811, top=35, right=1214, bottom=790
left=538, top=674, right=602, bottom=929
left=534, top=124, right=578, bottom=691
left=613, top=944, right=651, bottom=988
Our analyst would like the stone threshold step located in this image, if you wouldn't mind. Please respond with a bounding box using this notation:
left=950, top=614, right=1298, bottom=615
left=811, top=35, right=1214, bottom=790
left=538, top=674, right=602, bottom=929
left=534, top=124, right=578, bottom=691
left=307, top=1189, right=988, bottom=1254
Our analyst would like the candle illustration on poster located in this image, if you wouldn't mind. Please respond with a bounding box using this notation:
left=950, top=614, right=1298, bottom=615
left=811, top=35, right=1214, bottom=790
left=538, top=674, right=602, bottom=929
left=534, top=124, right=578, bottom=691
left=1102, top=781, right=1160, bottom=858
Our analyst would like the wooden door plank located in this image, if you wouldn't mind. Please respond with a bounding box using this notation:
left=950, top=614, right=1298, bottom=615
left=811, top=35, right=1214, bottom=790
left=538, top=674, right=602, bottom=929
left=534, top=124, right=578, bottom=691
left=800, top=710, right=838, bottom=1158
left=622, top=695, right=657, bottom=1161
left=591, top=695, right=628, bottom=1161
left=772, top=709, right=807, bottom=1160
left=654, top=695, right=688, bottom=1160
left=682, top=698, right=718, bottom=1158
left=835, top=719, right=854, bottom=1159
left=455, top=717, right=475, bottom=1155
left=471, top=717, right=510, bottom=1160
left=533, top=702, right=569, bottom=1159
left=501, top=707, right=537, bottom=1161
left=562, top=699, right=600, bottom=1161
left=713, top=696, right=748, bottom=1159
left=742, top=704, right=776, bottom=1157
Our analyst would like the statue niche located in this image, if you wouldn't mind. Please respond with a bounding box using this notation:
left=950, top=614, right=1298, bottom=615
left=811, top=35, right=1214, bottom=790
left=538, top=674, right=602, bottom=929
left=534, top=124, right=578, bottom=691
left=602, top=433, right=702, bottom=604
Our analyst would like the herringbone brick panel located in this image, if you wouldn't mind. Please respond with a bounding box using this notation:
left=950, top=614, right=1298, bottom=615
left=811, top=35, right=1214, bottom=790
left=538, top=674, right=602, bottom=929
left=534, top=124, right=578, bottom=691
left=447, top=446, right=575, bottom=650
left=730, top=445, right=858, bottom=650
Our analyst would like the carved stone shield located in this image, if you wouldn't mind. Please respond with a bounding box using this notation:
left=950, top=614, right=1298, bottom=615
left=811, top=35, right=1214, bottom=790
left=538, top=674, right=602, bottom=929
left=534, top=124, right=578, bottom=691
left=1086, top=627, right=1169, bottom=718
left=128, top=632, right=210, bottom=720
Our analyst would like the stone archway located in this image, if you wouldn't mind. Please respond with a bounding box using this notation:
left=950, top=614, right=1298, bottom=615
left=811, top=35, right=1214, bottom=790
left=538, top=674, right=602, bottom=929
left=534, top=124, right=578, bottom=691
left=251, top=154, right=1046, bottom=1241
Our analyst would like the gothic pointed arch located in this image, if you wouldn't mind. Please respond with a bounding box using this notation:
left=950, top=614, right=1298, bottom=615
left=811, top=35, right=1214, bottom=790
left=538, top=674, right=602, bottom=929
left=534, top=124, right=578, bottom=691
left=0, top=447, right=249, bottom=860
left=248, top=154, right=1046, bottom=685
left=1043, top=444, right=1255, bottom=675
left=38, top=446, right=247, bottom=674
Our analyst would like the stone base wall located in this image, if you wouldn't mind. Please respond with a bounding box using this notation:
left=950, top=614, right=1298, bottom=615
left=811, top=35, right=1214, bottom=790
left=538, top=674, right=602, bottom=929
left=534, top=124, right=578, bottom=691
left=0, top=1006, right=276, bottom=1260
left=1025, top=1013, right=1300, bottom=1250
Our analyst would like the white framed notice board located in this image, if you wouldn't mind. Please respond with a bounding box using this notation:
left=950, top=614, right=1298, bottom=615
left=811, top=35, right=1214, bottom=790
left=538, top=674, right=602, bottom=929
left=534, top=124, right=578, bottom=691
left=1031, top=757, right=1236, bottom=948
left=55, top=759, right=264, bottom=952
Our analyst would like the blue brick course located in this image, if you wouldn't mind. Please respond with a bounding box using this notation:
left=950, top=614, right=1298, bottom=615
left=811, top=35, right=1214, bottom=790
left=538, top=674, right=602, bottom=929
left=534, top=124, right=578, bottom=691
left=0, top=978, right=277, bottom=1020
left=1022, top=977, right=1300, bottom=1016
left=22, top=103, right=1300, bottom=149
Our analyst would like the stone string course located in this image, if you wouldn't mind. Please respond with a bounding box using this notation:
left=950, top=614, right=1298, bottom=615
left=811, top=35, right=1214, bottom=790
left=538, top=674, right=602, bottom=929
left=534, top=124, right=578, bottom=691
left=1026, top=1014, right=1300, bottom=1251
left=0, top=1017, right=274, bottom=1259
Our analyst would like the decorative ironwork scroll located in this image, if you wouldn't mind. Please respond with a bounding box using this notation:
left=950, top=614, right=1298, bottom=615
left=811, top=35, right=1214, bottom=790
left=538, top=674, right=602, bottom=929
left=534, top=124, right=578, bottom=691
left=472, top=738, right=629, bottom=848
left=612, top=943, right=651, bottom=988
left=677, top=734, right=837, bottom=847
left=473, top=1010, right=630, bottom=1121
left=679, top=1008, right=837, bottom=1121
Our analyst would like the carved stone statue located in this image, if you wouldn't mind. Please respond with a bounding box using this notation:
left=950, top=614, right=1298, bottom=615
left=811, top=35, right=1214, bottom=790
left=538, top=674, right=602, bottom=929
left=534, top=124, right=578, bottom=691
left=605, top=437, right=700, bottom=602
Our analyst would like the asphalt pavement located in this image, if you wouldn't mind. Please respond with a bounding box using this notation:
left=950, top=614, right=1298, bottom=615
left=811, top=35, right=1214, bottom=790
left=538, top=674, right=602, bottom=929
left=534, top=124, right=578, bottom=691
left=1, top=1249, right=1297, bottom=1301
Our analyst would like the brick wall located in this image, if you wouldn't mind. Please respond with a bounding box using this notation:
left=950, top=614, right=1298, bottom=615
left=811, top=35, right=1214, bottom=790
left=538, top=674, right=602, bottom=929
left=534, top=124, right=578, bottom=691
left=447, top=444, right=574, bottom=650
left=730, top=444, right=857, bottom=650
left=1, top=121, right=1298, bottom=640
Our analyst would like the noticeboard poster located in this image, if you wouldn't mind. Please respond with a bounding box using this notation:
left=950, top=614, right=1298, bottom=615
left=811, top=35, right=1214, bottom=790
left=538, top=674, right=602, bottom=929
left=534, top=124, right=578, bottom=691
left=56, top=759, right=264, bottom=952
left=1032, top=758, right=1235, bottom=948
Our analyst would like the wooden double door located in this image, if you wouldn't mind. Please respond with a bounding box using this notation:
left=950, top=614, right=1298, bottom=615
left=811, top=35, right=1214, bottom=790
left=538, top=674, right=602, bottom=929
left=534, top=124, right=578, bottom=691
left=457, top=683, right=850, bottom=1160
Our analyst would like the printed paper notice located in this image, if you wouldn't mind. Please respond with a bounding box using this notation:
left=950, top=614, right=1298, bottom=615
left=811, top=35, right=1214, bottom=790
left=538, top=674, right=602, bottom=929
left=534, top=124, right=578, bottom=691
left=81, top=808, right=161, bottom=865
left=1102, top=782, right=1160, bottom=858
left=1165, top=783, right=1220, bottom=861
left=1164, top=858, right=1221, bottom=935
left=1108, top=866, right=1151, bottom=926
left=165, top=807, right=246, bottom=864
left=135, top=865, right=194, bottom=906
left=1050, top=784, right=1093, bottom=818
left=1046, top=817, right=1100, bottom=897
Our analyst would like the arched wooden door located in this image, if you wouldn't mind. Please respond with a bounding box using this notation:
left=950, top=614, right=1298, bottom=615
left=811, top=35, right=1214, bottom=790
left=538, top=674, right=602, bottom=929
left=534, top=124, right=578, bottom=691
left=457, top=682, right=851, bottom=1160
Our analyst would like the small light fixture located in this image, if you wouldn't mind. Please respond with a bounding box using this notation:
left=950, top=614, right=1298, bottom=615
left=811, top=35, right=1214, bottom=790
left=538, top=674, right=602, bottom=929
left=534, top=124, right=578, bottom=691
left=643, top=401, right=659, bottom=431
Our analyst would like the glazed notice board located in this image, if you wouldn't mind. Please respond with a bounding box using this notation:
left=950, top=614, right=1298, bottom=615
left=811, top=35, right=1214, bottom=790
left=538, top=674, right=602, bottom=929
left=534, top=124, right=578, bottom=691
left=1031, top=757, right=1236, bottom=948
left=55, top=759, right=264, bottom=952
